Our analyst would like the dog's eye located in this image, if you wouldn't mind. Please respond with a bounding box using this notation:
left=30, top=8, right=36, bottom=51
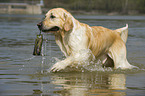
left=50, top=13, right=56, bottom=19
left=50, top=15, right=56, bottom=19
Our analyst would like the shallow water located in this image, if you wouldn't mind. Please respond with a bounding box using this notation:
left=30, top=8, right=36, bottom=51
left=0, top=14, right=145, bottom=96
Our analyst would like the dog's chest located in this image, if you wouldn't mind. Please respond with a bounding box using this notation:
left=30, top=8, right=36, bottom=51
left=67, top=29, right=87, bottom=51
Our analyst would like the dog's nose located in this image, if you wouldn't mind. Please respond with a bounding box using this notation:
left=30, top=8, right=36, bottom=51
left=37, top=22, right=42, bottom=30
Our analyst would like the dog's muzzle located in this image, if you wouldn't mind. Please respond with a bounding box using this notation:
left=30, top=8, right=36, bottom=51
left=37, top=22, right=60, bottom=32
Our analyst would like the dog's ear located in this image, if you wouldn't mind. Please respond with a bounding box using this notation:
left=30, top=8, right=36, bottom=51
left=64, top=13, right=73, bottom=31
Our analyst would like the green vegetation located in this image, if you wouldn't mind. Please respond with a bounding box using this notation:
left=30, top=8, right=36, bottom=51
left=43, top=0, right=145, bottom=15
left=0, top=0, right=144, bottom=15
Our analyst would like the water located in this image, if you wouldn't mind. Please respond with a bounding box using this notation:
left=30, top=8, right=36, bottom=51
left=0, top=14, right=145, bottom=96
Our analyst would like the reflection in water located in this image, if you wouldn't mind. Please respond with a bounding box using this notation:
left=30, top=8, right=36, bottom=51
left=51, top=73, right=126, bottom=96
left=30, top=72, right=126, bottom=96
left=108, top=74, right=126, bottom=90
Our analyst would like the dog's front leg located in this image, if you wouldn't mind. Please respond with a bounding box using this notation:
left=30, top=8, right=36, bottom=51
left=50, top=49, right=95, bottom=72
left=50, top=56, right=74, bottom=72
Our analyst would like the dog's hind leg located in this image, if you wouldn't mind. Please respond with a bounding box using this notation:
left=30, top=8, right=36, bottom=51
left=102, top=55, right=114, bottom=68
left=108, top=39, right=134, bottom=69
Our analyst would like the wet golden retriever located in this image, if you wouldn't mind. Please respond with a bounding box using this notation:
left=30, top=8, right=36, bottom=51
left=37, top=8, right=135, bottom=72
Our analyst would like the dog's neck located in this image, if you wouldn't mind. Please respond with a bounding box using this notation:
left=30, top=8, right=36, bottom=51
left=54, top=16, right=89, bottom=57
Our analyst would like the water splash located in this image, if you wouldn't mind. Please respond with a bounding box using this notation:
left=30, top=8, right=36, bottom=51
left=24, top=56, right=36, bottom=61
left=41, top=33, right=53, bottom=73
left=77, top=59, right=113, bottom=72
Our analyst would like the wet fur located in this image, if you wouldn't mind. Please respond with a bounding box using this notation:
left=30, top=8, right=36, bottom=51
left=40, top=8, right=134, bottom=72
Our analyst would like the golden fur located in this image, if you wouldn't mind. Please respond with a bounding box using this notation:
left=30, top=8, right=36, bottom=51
left=38, top=8, right=135, bottom=72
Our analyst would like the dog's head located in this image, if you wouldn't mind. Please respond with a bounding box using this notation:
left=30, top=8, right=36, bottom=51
left=37, top=8, right=73, bottom=33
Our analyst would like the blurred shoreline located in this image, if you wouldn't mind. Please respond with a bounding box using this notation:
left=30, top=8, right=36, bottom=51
left=0, top=0, right=145, bottom=16
left=42, top=0, right=145, bottom=16
left=42, top=8, right=145, bottom=16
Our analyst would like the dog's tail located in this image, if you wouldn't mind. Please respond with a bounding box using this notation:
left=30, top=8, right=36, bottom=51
left=115, top=24, right=128, bottom=44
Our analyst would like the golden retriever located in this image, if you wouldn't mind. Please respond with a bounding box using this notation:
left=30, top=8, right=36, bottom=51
left=37, top=8, right=135, bottom=72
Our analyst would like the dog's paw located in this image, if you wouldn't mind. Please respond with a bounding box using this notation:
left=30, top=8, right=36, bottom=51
left=50, top=62, right=68, bottom=72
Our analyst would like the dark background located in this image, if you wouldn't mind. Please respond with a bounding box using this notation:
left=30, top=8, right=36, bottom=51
left=0, top=0, right=145, bottom=15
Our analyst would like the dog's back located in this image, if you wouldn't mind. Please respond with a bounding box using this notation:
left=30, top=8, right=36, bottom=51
left=87, top=26, right=118, bottom=58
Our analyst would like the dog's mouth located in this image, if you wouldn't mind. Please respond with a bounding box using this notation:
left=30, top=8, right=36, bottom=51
left=42, top=26, right=60, bottom=32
